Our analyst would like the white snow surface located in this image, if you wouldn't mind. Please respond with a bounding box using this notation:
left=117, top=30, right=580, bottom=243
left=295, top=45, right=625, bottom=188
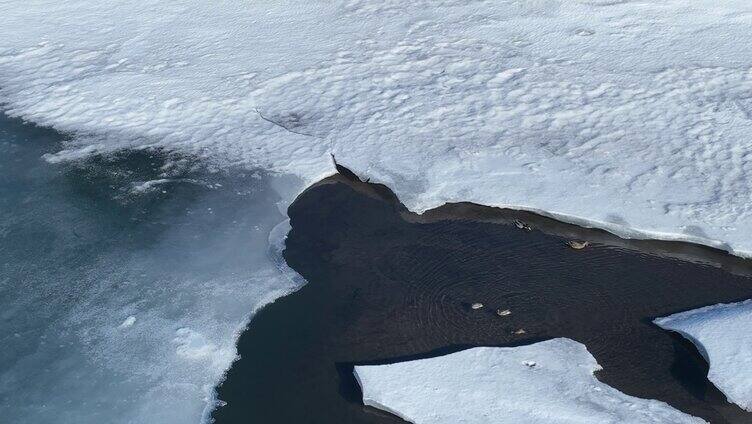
left=2, top=0, right=752, bottom=255
left=354, top=338, right=705, bottom=424
left=655, top=300, right=752, bottom=412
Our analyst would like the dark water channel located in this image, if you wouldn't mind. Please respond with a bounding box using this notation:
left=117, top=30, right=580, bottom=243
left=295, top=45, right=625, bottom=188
left=214, top=174, right=752, bottom=424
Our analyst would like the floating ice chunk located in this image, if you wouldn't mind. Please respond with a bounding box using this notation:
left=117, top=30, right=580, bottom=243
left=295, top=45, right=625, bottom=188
left=655, top=300, right=752, bottom=411
left=354, top=338, right=705, bottom=424
left=130, top=178, right=198, bottom=194
left=131, top=179, right=175, bottom=194
left=119, top=316, right=136, bottom=329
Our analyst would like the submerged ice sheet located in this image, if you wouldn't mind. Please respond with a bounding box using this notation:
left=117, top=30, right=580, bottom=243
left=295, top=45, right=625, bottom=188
left=354, top=338, right=705, bottom=424
left=655, top=301, right=752, bottom=412
left=3, top=1, right=752, bottom=255
left=0, top=115, right=306, bottom=424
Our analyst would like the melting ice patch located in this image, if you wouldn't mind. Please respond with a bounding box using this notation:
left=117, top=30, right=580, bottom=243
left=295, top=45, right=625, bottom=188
left=655, top=300, right=752, bottom=412
left=174, top=328, right=232, bottom=364
left=354, top=338, right=706, bottom=424
left=0, top=120, right=307, bottom=424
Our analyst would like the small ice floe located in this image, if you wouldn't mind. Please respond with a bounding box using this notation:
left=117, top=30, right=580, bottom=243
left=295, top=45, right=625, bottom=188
left=514, top=329, right=526, bottom=335
left=566, top=240, right=589, bottom=250
left=496, top=309, right=512, bottom=317
left=118, top=316, right=136, bottom=329
left=130, top=178, right=198, bottom=194
left=130, top=179, right=174, bottom=194
left=471, top=302, right=484, bottom=310
left=353, top=338, right=704, bottom=424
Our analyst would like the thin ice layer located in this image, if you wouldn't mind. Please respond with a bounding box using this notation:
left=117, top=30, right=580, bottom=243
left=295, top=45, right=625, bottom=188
left=655, top=301, right=752, bottom=412
left=354, top=338, right=705, bottom=424
left=0, top=117, right=307, bottom=424
left=3, top=1, right=752, bottom=255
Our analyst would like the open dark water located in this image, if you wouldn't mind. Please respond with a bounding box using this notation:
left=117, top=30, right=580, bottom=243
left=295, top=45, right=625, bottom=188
left=214, top=174, right=752, bottom=424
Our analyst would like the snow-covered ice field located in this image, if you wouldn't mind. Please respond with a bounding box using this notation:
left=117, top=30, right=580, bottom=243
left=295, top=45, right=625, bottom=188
left=2, top=0, right=752, bottom=422
left=354, top=338, right=706, bottom=424
left=656, top=301, right=752, bottom=412
left=3, top=0, right=752, bottom=255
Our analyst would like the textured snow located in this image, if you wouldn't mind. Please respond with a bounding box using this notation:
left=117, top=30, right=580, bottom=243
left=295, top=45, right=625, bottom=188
left=655, top=300, right=752, bottom=411
left=3, top=0, right=752, bottom=255
left=354, top=338, right=705, bottom=424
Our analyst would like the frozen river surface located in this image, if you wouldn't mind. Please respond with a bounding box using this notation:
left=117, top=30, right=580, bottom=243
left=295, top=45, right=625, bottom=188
left=0, top=115, right=304, bottom=423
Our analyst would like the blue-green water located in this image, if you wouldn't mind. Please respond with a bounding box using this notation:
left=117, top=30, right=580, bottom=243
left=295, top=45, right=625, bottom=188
left=0, top=114, right=302, bottom=423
